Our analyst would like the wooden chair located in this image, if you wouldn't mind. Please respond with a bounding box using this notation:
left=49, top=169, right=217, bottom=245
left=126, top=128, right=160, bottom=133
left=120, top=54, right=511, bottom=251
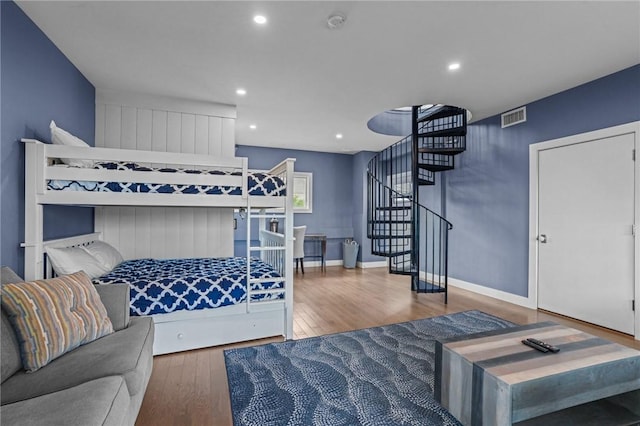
left=293, top=225, right=307, bottom=274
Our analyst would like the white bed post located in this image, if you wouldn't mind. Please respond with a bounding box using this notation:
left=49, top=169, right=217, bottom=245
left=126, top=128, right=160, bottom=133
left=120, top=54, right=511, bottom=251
left=257, top=209, right=266, bottom=262
left=22, top=140, right=45, bottom=280
left=284, top=159, right=295, bottom=339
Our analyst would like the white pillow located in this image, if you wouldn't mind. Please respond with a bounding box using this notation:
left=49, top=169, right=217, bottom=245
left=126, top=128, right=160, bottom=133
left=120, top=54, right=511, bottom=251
left=81, top=241, right=124, bottom=271
left=50, top=120, right=94, bottom=168
left=46, top=246, right=110, bottom=279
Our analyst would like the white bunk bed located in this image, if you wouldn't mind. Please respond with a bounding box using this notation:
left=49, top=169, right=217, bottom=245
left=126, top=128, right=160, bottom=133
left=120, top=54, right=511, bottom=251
left=22, top=138, right=295, bottom=354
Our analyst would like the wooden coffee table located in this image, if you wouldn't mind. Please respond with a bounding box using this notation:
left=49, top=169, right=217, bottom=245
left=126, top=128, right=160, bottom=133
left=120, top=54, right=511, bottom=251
left=434, top=322, right=640, bottom=425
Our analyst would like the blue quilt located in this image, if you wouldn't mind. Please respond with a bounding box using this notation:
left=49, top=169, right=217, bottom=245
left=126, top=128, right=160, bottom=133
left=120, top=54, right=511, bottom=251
left=94, top=257, right=284, bottom=316
left=48, top=161, right=286, bottom=196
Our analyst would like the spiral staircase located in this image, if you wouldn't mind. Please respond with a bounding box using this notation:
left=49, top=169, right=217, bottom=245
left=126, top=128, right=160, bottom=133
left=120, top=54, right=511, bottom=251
left=367, top=105, right=467, bottom=303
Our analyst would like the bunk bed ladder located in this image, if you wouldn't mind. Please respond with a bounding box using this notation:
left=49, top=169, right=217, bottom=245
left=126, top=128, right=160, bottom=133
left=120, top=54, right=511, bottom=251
left=366, top=105, right=467, bottom=303
left=245, top=209, right=286, bottom=310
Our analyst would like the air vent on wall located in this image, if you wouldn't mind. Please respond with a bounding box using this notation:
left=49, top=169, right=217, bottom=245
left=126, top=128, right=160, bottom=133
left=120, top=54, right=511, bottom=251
left=501, top=106, right=527, bottom=128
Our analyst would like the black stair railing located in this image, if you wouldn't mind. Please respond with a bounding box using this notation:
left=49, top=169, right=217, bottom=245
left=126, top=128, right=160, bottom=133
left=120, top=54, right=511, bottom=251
left=366, top=104, right=467, bottom=304
left=367, top=143, right=452, bottom=302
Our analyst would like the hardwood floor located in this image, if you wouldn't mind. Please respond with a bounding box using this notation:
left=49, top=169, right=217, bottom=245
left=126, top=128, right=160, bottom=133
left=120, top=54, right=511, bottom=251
left=135, top=266, right=640, bottom=426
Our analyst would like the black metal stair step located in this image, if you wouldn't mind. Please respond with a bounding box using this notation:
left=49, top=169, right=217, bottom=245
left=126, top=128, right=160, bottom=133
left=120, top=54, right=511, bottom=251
left=370, top=235, right=412, bottom=240
left=389, top=269, right=415, bottom=276
left=418, top=178, right=435, bottom=186
left=417, top=163, right=455, bottom=172
left=371, top=250, right=411, bottom=258
left=375, top=206, right=411, bottom=211
left=417, top=106, right=466, bottom=123
left=389, top=250, right=411, bottom=257
left=389, top=262, right=417, bottom=275
left=369, top=219, right=413, bottom=224
left=418, top=127, right=467, bottom=138
left=414, top=280, right=446, bottom=294
left=418, top=147, right=466, bottom=155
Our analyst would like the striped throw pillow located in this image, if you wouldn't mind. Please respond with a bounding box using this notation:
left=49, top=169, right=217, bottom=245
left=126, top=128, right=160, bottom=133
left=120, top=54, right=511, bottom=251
left=1, top=271, right=113, bottom=372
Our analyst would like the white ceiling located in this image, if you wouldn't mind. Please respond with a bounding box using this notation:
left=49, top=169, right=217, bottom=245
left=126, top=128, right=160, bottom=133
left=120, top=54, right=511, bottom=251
left=17, top=1, right=640, bottom=154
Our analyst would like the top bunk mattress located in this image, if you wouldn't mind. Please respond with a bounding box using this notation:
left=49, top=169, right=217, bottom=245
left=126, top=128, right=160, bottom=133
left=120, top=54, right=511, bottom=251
left=47, top=161, right=286, bottom=197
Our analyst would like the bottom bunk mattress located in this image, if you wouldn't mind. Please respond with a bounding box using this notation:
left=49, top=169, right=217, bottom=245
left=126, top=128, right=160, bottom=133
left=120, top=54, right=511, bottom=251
left=93, top=257, right=284, bottom=316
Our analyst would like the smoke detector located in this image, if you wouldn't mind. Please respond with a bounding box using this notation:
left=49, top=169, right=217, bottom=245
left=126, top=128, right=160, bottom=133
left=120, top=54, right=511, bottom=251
left=327, top=14, right=346, bottom=30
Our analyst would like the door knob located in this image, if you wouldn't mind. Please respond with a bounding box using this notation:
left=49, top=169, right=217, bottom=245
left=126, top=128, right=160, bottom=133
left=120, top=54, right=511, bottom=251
left=538, top=234, right=547, bottom=243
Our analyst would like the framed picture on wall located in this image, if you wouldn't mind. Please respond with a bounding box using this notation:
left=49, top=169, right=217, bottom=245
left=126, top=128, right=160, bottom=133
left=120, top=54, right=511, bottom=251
left=292, top=172, right=313, bottom=213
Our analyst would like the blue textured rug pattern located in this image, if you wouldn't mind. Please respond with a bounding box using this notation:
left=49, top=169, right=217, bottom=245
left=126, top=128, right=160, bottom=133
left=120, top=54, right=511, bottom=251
left=224, top=310, right=514, bottom=426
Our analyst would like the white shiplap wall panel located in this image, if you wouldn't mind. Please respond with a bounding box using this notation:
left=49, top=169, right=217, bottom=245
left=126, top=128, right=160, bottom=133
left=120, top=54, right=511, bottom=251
left=151, top=110, right=168, bottom=169
left=206, top=210, right=220, bottom=255
left=151, top=110, right=168, bottom=153
left=218, top=211, right=234, bottom=253
left=121, top=107, right=137, bottom=150
left=164, top=207, right=182, bottom=258
left=193, top=209, right=208, bottom=257
left=179, top=208, right=196, bottom=256
left=95, top=92, right=235, bottom=260
left=166, top=112, right=182, bottom=157
left=104, top=105, right=122, bottom=149
left=134, top=208, right=151, bottom=259
left=195, top=115, right=209, bottom=155
left=148, top=208, right=166, bottom=259
left=222, top=118, right=235, bottom=157
left=181, top=114, right=196, bottom=154
left=208, top=117, right=223, bottom=156
left=95, top=104, right=106, bottom=148
left=136, top=109, right=153, bottom=152
left=118, top=207, right=136, bottom=259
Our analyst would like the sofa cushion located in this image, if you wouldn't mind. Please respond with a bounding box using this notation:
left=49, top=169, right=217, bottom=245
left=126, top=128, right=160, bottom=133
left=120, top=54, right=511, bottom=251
left=1, top=376, right=129, bottom=426
left=1, top=271, right=114, bottom=371
left=1, top=267, right=24, bottom=383
left=1, top=316, right=154, bottom=405
left=1, top=313, right=21, bottom=383
left=94, top=283, right=130, bottom=331
left=0, top=267, right=23, bottom=285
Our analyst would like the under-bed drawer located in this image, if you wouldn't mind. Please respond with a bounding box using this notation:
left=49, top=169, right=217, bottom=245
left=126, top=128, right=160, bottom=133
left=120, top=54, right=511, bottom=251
left=152, top=309, right=286, bottom=355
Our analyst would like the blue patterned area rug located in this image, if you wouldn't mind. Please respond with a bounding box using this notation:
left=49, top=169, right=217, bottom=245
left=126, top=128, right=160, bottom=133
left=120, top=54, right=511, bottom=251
left=224, top=310, right=515, bottom=426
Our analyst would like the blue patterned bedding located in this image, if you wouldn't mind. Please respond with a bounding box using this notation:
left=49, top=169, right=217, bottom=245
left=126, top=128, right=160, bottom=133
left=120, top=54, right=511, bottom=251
left=93, top=257, right=284, bottom=316
left=48, top=161, right=286, bottom=196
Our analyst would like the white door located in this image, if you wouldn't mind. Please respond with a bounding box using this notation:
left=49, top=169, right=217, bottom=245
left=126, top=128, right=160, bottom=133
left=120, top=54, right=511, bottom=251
left=537, top=133, right=635, bottom=334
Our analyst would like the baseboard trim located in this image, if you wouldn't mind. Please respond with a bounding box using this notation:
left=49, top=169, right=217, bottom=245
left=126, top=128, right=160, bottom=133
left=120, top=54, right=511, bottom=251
left=357, top=261, right=388, bottom=269
left=448, top=277, right=536, bottom=309
left=303, top=260, right=386, bottom=269
left=303, top=260, right=343, bottom=268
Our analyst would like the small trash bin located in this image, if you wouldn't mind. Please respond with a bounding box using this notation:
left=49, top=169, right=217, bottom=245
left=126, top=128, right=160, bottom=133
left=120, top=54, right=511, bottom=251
left=343, top=239, right=359, bottom=269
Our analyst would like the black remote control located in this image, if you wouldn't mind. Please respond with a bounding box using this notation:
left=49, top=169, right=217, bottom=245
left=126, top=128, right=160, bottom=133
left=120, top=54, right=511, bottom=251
left=522, top=339, right=549, bottom=353
left=526, top=338, right=560, bottom=353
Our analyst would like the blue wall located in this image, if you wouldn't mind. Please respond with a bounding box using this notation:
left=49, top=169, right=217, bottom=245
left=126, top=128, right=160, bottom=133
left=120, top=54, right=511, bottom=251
left=1, top=1, right=95, bottom=275
left=446, top=64, right=640, bottom=297
left=234, top=146, right=357, bottom=262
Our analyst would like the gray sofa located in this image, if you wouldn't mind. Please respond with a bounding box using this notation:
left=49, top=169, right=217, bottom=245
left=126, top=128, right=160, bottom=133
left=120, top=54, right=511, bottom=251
left=1, top=267, right=154, bottom=426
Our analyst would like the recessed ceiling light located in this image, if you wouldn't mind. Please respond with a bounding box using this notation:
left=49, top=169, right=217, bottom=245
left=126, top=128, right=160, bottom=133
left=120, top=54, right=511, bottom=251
left=249, top=124, right=257, bottom=130
left=448, top=62, right=461, bottom=71
left=253, top=15, right=267, bottom=24
left=336, top=133, right=343, bottom=139
left=236, top=88, right=247, bottom=96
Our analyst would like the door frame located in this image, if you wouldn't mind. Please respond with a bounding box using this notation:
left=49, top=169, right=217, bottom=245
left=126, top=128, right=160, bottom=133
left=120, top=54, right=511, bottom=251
left=528, top=121, right=640, bottom=340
